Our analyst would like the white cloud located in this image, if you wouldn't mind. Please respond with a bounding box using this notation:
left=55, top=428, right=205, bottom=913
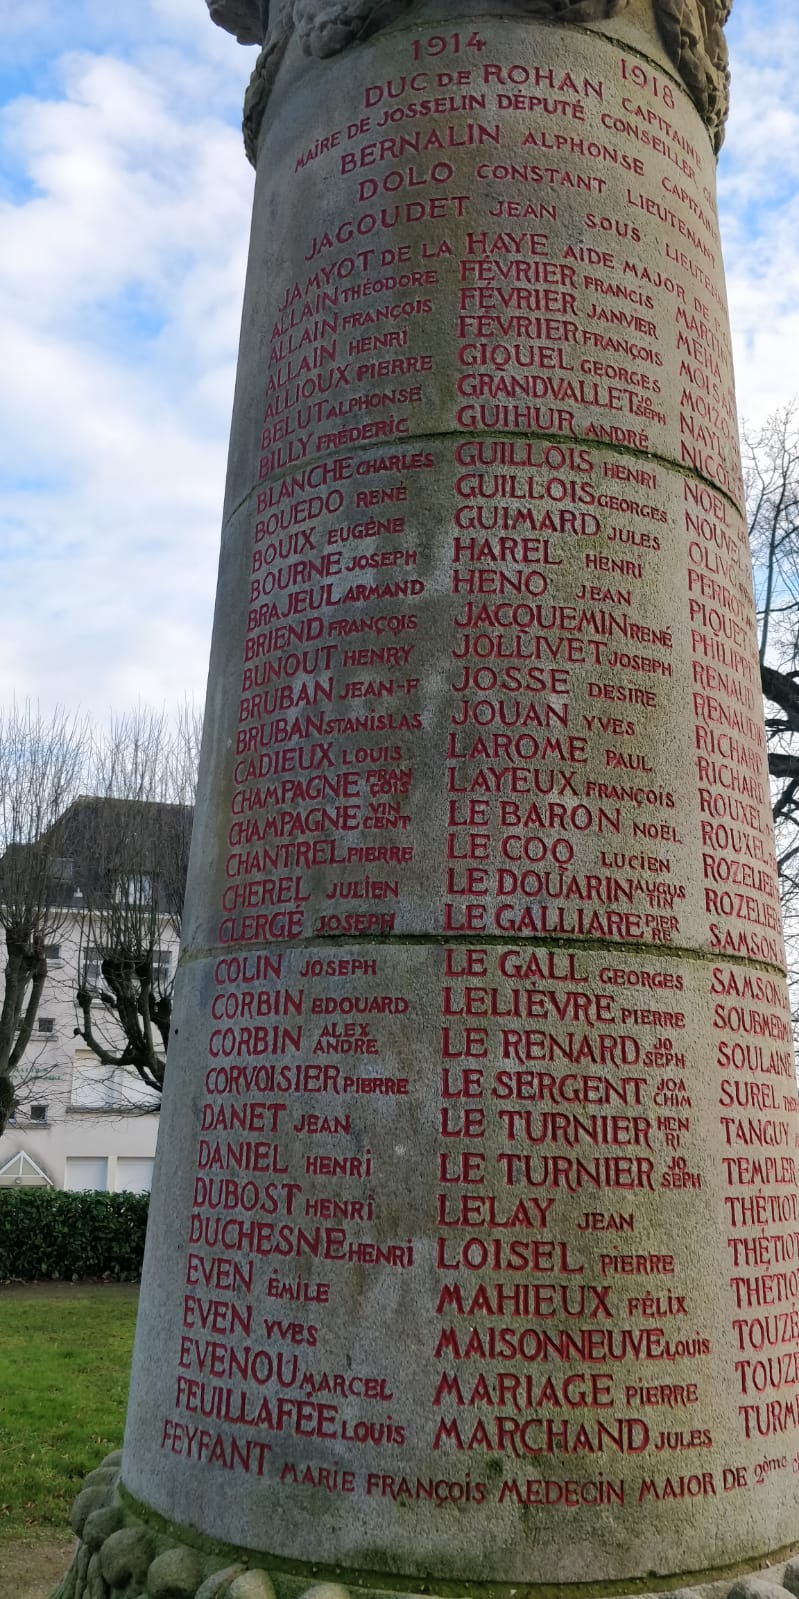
left=0, top=4, right=254, bottom=715
left=718, top=0, right=799, bottom=424
left=2, top=0, right=799, bottom=715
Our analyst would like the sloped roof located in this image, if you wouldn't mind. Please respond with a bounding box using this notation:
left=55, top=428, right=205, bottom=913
left=0, top=795, right=193, bottom=911
left=0, top=1149, right=53, bottom=1186
left=43, top=795, right=192, bottom=870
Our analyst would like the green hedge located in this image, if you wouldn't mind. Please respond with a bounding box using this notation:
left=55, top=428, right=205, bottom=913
left=0, top=1188, right=149, bottom=1281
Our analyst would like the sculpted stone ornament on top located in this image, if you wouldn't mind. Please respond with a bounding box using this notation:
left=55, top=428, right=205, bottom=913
left=205, top=0, right=729, bottom=157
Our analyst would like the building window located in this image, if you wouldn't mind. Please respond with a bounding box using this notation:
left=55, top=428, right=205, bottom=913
left=117, top=1067, right=160, bottom=1110
left=64, top=1156, right=108, bottom=1192
left=71, top=1061, right=114, bottom=1110
left=116, top=1157, right=154, bottom=1194
left=84, top=948, right=104, bottom=989
left=116, top=874, right=152, bottom=907
left=44, top=943, right=62, bottom=962
left=29, top=1104, right=48, bottom=1124
left=49, top=857, right=74, bottom=883
left=37, top=1017, right=55, bottom=1035
left=153, top=948, right=173, bottom=985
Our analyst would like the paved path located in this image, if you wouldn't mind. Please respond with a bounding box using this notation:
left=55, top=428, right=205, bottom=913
left=0, top=1538, right=74, bottom=1599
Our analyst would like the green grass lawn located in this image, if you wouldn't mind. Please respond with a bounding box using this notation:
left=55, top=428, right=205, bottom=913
left=0, top=1284, right=139, bottom=1542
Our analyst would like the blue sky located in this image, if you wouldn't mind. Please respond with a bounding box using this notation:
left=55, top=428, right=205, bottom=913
left=0, top=0, right=793, bottom=714
left=719, top=0, right=799, bottom=419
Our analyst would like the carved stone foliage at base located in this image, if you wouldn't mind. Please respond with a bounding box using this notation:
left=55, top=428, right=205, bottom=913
left=49, top=1458, right=799, bottom=1599
left=52, top=1456, right=348, bottom=1599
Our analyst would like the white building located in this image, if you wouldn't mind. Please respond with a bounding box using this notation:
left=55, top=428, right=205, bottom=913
left=0, top=908, right=165, bottom=1192
left=0, top=796, right=189, bottom=1192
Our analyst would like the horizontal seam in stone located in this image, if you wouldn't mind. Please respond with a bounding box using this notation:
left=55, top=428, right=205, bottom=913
left=219, top=430, right=743, bottom=534
left=175, top=933, right=786, bottom=979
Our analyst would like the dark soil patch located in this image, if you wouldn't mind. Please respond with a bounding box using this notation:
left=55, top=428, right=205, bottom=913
left=0, top=1537, right=75, bottom=1599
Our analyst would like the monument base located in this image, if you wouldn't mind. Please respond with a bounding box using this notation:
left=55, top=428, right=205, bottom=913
left=52, top=1461, right=799, bottom=1599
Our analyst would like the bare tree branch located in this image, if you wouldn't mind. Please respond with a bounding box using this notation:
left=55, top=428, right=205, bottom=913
left=0, top=701, right=199, bottom=1126
left=0, top=703, right=91, bottom=1132
left=72, top=706, right=198, bottom=1096
left=747, top=408, right=799, bottom=992
left=762, top=662, right=799, bottom=730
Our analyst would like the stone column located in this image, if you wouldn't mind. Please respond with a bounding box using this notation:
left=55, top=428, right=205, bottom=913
left=59, top=2, right=799, bottom=1598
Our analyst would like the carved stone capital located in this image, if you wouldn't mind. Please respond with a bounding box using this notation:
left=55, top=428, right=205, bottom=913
left=205, top=1, right=263, bottom=45
left=653, top=0, right=730, bottom=151
left=206, top=0, right=730, bottom=164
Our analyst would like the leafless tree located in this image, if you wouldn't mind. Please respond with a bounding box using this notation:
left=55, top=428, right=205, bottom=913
left=745, top=405, right=799, bottom=961
left=0, top=703, right=90, bottom=1132
left=73, top=706, right=199, bottom=1095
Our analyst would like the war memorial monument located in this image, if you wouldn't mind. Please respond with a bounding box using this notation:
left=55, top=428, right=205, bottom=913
left=55, top=0, right=799, bottom=1597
